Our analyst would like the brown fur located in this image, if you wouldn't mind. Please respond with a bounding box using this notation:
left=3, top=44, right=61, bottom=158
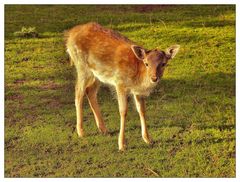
left=65, top=22, right=180, bottom=150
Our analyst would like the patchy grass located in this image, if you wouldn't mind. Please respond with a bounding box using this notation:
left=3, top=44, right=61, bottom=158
left=13, top=26, right=39, bottom=38
left=5, top=5, right=235, bottom=177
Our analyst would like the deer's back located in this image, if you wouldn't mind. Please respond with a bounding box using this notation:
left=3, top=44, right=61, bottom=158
left=66, top=23, right=140, bottom=86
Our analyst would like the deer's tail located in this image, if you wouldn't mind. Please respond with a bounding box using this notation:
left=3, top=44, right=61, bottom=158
left=64, top=30, right=74, bottom=66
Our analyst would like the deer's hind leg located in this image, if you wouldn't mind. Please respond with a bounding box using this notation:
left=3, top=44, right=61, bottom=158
left=86, top=80, right=107, bottom=134
left=75, top=78, right=86, bottom=137
left=75, top=67, right=95, bottom=137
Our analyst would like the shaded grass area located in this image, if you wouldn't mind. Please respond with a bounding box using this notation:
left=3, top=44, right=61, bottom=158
left=5, top=5, right=235, bottom=177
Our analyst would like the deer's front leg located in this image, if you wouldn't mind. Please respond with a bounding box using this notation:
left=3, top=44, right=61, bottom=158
left=116, top=87, right=128, bottom=151
left=134, top=95, right=152, bottom=144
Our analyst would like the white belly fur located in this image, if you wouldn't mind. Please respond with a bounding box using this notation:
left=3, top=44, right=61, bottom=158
left=91, top=69, right=116, bottom=86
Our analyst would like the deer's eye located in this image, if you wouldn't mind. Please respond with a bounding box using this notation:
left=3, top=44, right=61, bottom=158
left=145, top=63, right=148, bottom=67
left=162, top=63, right=166, bottom=67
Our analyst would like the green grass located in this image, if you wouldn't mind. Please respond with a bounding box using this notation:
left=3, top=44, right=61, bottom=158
left=4, top=5, right=235, bottom=177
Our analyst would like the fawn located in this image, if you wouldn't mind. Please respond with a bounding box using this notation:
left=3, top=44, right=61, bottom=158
left=65, top=22, right=180, bottom=151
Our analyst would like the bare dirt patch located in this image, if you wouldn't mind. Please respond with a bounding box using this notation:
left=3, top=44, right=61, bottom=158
left=48, top=100, right=62, bottom=108
left=38, top=81, right=61, bottom=90
left=13, top=79, right=26, bottom=85
left=6, top=93, right=24, bottom=101
left=133, top=5, right=174, bottom=13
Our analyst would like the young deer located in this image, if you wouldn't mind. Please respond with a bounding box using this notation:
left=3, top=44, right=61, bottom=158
left=65, top=22, right=180, bottom=151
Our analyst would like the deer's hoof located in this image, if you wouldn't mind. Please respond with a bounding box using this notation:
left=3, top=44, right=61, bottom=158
left=99, top=126, right=108, bottom=135
left=118, top=145, right=127, bottom=152
left=77, top=128, right=84, bottom=137
left=143, top=134, right=153, bottom=145
left=118, top=139, right=127, bottom=151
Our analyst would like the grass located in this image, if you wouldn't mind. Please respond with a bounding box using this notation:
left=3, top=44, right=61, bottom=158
left=4, top=5, right=235, bottom=177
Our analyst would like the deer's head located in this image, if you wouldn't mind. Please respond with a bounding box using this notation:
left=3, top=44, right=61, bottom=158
left=131, top=45, right=180, bottom=83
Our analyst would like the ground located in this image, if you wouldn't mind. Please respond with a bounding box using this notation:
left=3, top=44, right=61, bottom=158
left=5, top=5, right=235, bottom=177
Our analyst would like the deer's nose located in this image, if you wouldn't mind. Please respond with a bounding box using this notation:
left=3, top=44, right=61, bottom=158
left=151, top=77, right=158, bottom=82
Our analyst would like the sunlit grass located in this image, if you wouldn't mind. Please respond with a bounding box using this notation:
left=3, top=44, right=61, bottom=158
left=5, top=5, right=235, bottom=177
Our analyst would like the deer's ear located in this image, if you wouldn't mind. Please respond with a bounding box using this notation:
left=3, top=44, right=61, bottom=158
left=166, top=45, right=180, bottom=59
left=131, top=45, right=146, bottom=60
